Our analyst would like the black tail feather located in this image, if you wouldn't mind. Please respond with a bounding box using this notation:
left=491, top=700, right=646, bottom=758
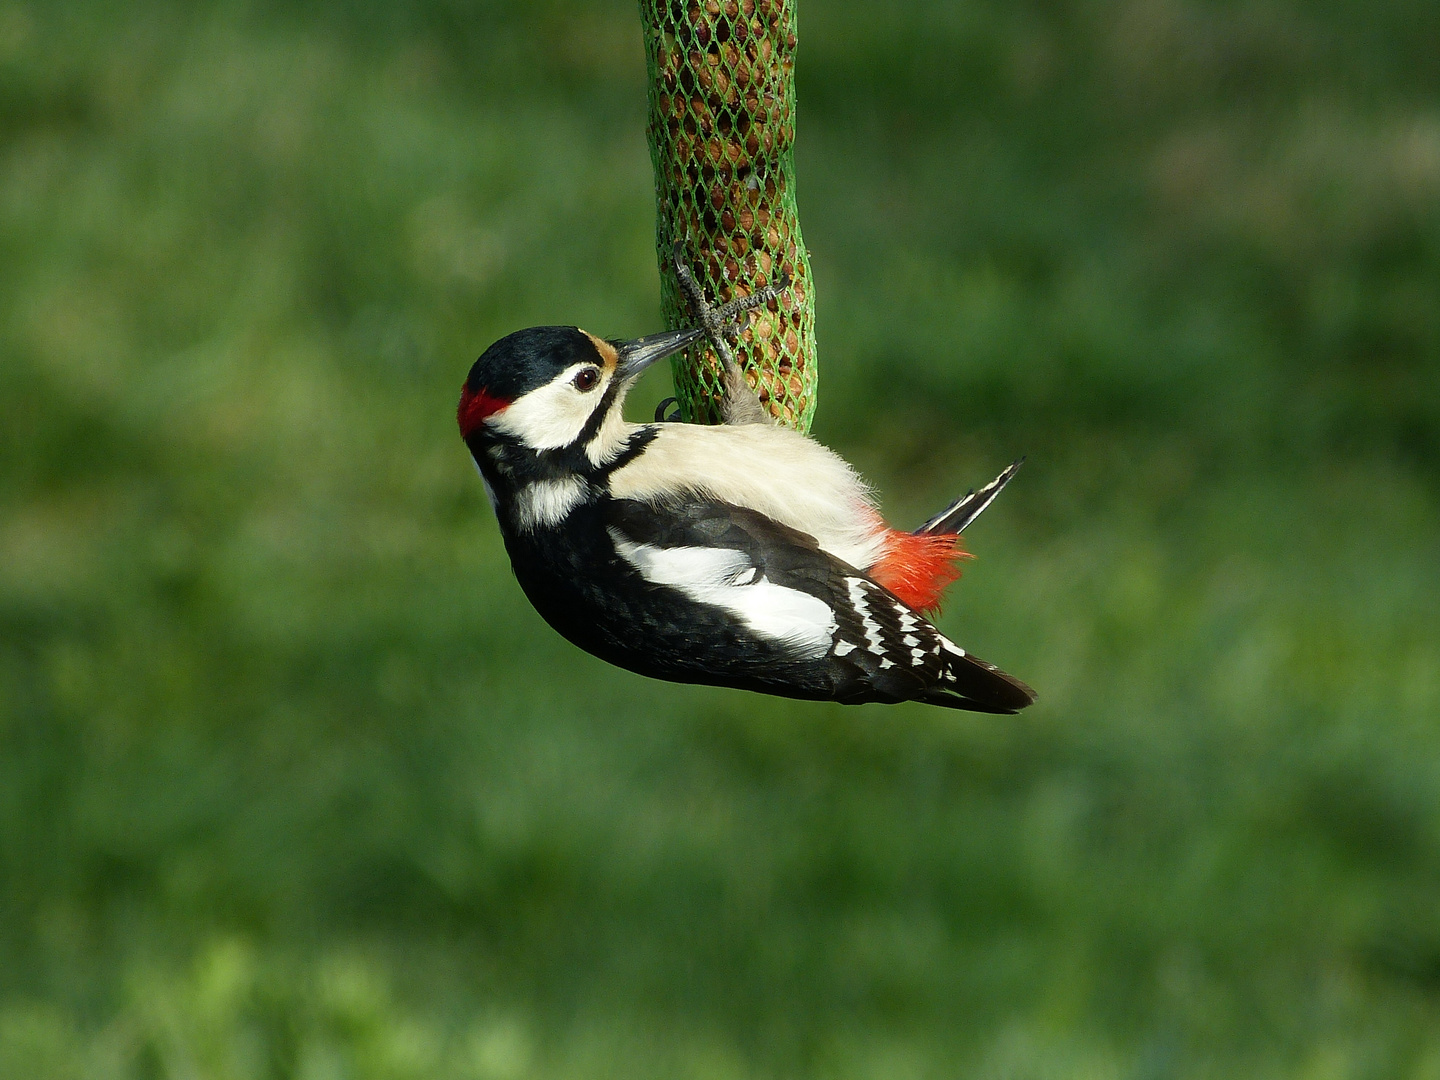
left=921, top=651, right=1036, bottom=714
left=915, top=458, right=1025, bottom=537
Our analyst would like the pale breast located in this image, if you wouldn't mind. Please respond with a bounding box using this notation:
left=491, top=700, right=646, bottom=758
left=606, top=423, right=888, bottom=570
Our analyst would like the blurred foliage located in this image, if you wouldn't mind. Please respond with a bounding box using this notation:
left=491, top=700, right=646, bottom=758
left=2, top=0, right=1439, bottom=1076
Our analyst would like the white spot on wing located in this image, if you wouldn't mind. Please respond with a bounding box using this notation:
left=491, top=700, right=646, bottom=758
left=834, top=640, right=857, bottom=657
left=847, top=578, right=886, bottom=658
left=609, top=530, right=836, bottom=659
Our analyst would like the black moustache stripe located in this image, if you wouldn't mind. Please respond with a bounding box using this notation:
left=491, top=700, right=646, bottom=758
left=576, top=380, right=623, bottom=447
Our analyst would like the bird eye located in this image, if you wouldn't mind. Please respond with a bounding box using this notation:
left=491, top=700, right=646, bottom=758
left=573, top=367, right=600, bottom=392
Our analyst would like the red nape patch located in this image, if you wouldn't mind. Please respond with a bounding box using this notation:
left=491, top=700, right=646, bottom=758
left=457, top=384, right=511, bottom=438
left=869, top=530, right=973, bottom=614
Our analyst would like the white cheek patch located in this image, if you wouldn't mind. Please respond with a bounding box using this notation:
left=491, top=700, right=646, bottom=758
left=609, top=531, right=836, bottom=659
left=514, top=476, right=589, bottom=530
left=489, top=364, right=610, bottom=450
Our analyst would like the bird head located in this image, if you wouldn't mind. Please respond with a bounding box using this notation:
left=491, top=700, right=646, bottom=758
left=458, top=325, right=702, bottom=454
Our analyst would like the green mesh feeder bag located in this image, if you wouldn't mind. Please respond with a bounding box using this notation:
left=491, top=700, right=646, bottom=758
left=639, top=0, right=817, bottom=432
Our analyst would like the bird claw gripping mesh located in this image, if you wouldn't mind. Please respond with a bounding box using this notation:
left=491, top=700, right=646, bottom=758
left=639, top=0, right=817, bottom=431
left=673, top=241, right=789, bottom=425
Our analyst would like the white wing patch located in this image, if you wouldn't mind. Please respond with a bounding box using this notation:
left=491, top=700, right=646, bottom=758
left=609, top=530, right=837, bottom=659
left=513, top=476, right=588, bottom=531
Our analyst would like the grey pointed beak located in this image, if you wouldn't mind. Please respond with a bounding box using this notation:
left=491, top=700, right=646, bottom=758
left=615, top=327, right=704, bottom=380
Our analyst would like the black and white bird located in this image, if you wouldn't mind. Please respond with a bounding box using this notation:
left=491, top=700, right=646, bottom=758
left=458, top=317, right=1035, bottom=713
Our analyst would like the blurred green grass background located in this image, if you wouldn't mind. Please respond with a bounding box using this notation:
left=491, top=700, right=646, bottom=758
left=2, top=0, right=1439, bottom=1076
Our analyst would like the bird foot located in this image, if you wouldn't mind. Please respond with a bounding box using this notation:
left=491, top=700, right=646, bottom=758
left=672, top=240, right=790, bottom=426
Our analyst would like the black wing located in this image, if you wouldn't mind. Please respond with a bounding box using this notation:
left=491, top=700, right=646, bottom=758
left=606, top=496, right=1035, bottom=713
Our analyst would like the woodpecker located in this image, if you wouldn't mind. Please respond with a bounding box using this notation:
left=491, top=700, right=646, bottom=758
left=458, top=285, right=1035, bottom=713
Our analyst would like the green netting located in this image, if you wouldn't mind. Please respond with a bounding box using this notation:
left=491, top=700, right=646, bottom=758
left=639, top=0, right=817, bottom=432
